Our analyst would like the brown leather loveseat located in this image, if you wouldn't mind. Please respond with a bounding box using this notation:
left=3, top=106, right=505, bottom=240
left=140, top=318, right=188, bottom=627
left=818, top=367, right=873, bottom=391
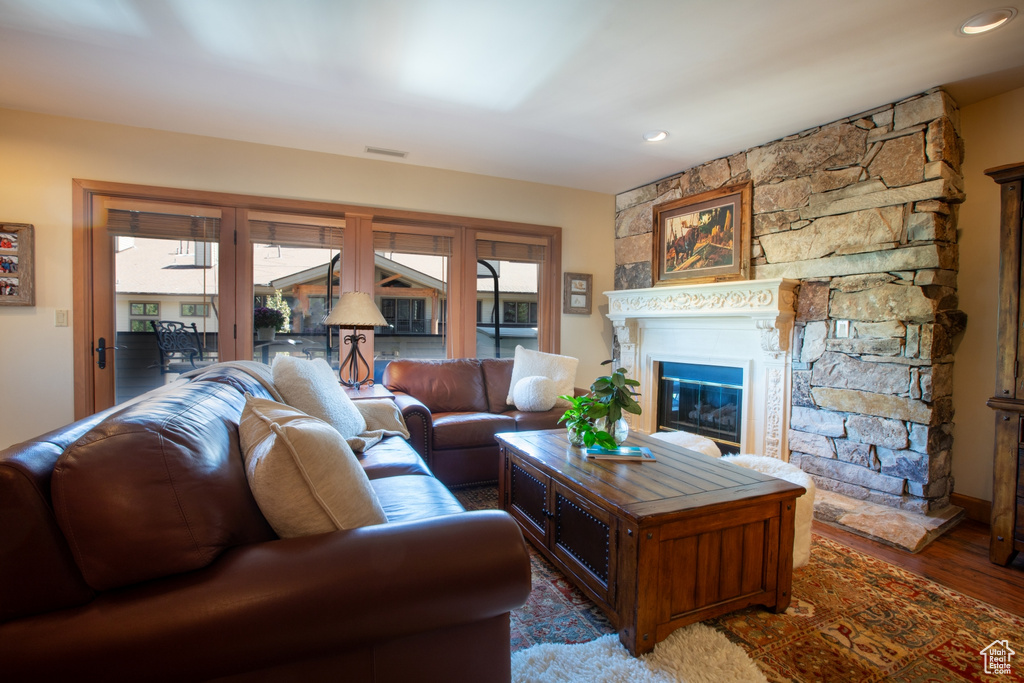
left=0, top=363, right=531, bottom=682
left=383, top=358, right=571, bottom=487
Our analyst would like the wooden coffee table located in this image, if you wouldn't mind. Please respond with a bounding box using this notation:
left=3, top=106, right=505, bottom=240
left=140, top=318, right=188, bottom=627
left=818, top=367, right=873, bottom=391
left=496, top=429, right=804, bottom=656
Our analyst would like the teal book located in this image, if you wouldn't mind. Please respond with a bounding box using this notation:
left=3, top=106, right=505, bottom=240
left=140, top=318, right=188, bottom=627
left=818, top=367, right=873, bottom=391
left=584, top=446, right=656, bottom=462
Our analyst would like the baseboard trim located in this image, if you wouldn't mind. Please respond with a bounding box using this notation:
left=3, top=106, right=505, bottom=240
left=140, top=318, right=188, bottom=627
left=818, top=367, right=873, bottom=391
left=950, top=492, right=990, bottom=524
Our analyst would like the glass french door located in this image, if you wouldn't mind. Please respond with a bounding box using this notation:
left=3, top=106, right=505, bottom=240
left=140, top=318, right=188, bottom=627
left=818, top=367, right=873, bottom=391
left=475, top=236, right=546, bottom=359
left=75, top=180, right=561, bottom=418
left=89, top=198, right=235, bottom=411
left=88, top=204, right=352, bottom=411
left=371, top=227, right=453, bottom=371
left=246, top=212, right=346, bottom=370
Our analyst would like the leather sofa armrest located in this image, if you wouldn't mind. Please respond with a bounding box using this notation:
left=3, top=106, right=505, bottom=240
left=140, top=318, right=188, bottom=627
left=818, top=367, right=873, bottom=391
left=393, top=392, right=431, bottom=463
left=0, top=511, right=531, bottom=682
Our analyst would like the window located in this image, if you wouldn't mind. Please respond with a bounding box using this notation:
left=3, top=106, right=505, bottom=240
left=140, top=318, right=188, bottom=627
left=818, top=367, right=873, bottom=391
left=475, top=237, right=546, bottom=359
left=75, top=180, right=562, bottom=418
left=380, top=297, right=427, bottom=333
left=181, top=303, right=211, bottom=317
left=373, top=229, right=452, bottom=361
left=130, top=302, right=159, bottom=316
left=503, top=301, right=538, bottom=324
left=128, top=301, right=159, bottom=334
left=248, top=212, right=345, bottom=367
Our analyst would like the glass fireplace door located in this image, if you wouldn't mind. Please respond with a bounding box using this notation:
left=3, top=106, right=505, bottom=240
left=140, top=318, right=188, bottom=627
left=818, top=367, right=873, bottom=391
left=658, top=362, right=743, bottom=454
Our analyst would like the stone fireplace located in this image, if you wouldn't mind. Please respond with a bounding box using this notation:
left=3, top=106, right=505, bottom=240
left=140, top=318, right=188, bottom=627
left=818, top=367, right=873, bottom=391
left=610, top=89, right=967, bottom=550
left=606, top=278, right=797, bottom=460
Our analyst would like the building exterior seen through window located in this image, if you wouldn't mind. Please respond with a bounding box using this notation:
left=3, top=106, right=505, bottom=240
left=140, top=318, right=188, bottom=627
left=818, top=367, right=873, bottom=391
left=86, top=188, right=557, bottom=414
left=113, top=231, right=543, bottom=381
left=503, top=301, right=538, bottom=325
left=130, top=302, right=160, bottom=317
left=181, top=303, right=210, bottom=317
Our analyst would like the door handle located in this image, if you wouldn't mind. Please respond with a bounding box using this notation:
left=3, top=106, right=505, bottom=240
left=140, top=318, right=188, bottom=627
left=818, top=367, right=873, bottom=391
left=95, top=337, right=125, bottom=369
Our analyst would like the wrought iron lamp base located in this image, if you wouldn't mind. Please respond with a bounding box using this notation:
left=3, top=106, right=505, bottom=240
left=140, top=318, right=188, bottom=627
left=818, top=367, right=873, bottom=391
left=339, top=331, right=374, bottom=388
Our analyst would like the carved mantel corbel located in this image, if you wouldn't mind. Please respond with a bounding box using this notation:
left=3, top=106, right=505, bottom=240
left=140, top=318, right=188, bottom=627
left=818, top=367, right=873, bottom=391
left=756, top=318, right=790, bottom=361
left=612, top=319, right=639, bottom=378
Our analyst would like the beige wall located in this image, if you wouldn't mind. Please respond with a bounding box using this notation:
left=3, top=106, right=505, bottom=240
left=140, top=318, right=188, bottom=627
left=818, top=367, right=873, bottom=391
left=952, top=85, right=1024, bottom=502
left=0, top=108, right=615, bottom=449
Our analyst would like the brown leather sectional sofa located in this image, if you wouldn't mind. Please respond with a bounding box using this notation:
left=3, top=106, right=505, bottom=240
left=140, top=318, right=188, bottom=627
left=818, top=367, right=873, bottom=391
left=383, top=358, right=570, bottom=487
left=0, top=363, right=531, bottom=682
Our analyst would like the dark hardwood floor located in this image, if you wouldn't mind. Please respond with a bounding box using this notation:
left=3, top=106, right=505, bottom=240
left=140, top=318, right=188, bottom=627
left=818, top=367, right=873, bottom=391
left=814, top=519, right=1024, bottom=616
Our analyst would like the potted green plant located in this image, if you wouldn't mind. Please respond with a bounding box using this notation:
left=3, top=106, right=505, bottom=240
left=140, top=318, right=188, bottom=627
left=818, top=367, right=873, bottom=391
left=558, top=360, right=642, bottom=450
left=589, top=360, right=642, bottom=445
left=265, top=290, right=292, bottom=333
left=253, top=306, right=286, bottom=341
left=558, top=394, right=618, bottom=450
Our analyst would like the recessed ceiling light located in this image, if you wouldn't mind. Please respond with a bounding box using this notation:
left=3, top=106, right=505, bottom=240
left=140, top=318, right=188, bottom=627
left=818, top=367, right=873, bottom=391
left=960, top=7, right=1016, bottom=34
left=643, top=130, right=668, bottom=142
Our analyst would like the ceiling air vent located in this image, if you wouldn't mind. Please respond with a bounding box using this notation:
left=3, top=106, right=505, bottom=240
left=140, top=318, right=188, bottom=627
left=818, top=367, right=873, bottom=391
left=365, top=146, right=409, bottom=158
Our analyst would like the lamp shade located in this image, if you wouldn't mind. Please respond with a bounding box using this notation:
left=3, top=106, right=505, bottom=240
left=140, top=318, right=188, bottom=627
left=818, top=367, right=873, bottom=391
left=323, top=291, right=388, bottom=328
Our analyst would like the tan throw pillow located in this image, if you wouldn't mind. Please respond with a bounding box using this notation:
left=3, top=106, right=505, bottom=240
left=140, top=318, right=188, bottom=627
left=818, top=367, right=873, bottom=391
left=506, top=345, right=578, bottom=409
left=272, top=355, right=367, bottom=439
left=512, top=375, right=557, bottom=412
left=354, top=398, right=409, bottom=436
left=347, top=398, right=411, bottom=452
left=239, top=394, right=387, bottom=538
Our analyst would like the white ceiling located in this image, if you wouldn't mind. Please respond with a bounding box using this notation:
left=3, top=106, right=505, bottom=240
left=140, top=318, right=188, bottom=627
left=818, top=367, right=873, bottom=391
left=1, top=0, right=1023, bottom=195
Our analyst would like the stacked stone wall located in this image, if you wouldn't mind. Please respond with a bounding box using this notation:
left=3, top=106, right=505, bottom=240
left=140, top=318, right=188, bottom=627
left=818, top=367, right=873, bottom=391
left=613, top=88, right=965, bottom=513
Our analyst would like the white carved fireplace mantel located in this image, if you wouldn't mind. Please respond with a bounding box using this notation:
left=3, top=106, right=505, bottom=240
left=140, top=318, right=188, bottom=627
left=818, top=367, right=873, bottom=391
left=605, top=278, right=798, bottom=459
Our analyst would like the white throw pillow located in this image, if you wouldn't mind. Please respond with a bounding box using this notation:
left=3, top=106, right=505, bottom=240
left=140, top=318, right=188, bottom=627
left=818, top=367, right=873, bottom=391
left=239, top=394, right=387, bottom=538
left=649, top=430, right=723, bottom=458
left=272, top=355, right=366, bottom=439
left=513, top=375, right=558, bottom=412
left=506, top=345, right=578, bottom=409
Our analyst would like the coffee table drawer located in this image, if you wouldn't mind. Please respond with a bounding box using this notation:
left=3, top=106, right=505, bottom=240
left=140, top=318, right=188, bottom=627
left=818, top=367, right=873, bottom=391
left=507, top=455, right=549, bottom=547
left=504, top=451, right=617, bottom=610
left=551, top=482, right=617, bottom=607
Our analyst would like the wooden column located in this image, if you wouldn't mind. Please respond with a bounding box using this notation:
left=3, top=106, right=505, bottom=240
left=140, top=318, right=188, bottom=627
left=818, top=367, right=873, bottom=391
left=985, top=161, right=1024, bottom=566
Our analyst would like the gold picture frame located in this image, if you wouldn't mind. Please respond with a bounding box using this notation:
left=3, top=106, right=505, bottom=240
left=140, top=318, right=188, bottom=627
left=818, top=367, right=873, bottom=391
left=563, top=272, right=592, bottom=314
left=0, top=223, right=34, bottom=306
left=652, top=181, right=751, bottom=286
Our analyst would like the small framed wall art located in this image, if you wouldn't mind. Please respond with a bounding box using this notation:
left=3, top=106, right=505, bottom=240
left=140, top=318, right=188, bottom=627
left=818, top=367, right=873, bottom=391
left=563, top=272, right=592, bottom=314
left=652, top=180, right=752, bottom=286
left=0, top=223, right=34, bottom=306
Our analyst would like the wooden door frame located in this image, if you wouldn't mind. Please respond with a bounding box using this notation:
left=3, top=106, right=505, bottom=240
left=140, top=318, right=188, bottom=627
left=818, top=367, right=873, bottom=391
left=72, top=179, right=562, bottom=419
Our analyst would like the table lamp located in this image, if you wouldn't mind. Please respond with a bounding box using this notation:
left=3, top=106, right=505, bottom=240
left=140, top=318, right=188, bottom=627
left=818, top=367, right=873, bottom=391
left=323, top=291, right=388, bottom=387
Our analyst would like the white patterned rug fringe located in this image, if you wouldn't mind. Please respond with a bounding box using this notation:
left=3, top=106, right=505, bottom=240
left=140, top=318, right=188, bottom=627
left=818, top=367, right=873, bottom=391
left=511, top=623, right=766, bottom=683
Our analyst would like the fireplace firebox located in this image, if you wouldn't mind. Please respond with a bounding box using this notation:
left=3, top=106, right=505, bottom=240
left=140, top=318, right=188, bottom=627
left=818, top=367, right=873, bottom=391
left=657, top=362, right=743, bottom=454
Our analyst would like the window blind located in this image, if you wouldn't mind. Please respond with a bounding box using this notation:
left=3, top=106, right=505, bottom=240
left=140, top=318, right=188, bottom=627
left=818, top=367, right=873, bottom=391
left=249, top=220, right=344, bottom=248
left=106, top=209, right=220, bottom=241
left=477, top=239, right=547, bottom=263
left=373, top=231, right=452, bottom=256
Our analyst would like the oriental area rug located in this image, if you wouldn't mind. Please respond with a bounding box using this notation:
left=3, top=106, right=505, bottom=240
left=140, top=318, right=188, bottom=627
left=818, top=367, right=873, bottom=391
left=455, top=485, right=1024, bottom=682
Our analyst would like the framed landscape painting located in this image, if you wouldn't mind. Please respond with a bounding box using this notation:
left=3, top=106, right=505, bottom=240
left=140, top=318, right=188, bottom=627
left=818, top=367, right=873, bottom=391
left=652, top=181, right=751, bottom=285
left=0, top=223, right=34, bottom=306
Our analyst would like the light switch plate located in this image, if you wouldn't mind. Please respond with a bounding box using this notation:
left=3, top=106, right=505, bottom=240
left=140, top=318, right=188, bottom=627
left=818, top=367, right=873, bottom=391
left=835, top=320, right=849, bottom=338
left=55, top=309, right=69, bottom=327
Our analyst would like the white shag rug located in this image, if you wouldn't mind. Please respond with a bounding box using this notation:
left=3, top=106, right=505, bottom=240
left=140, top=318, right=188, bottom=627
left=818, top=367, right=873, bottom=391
left=511, top=623, right=767, bottom=683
